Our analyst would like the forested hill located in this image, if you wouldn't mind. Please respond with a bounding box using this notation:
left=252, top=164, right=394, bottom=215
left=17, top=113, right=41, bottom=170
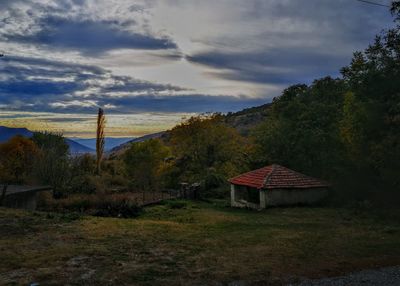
left=109, top=102, right=271, bottom=156
left=224, top=103, right=271, bottom=135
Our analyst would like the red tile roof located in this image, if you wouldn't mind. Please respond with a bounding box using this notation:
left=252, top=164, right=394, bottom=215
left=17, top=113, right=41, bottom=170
left=229, top=164, right=330, bottom=190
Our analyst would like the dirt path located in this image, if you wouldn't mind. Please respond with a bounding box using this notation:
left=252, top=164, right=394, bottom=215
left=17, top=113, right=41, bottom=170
left=293, top=266, right=400, bottom=286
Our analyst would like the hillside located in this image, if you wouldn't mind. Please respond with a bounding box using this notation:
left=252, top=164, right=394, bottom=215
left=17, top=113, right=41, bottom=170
left=109, top=102, right=271, bottom=156
left=108, top=131, right=166, bottom=157
left=64, top=138, right=95, bottom=154
left=224, top=102, right=271, bottom=135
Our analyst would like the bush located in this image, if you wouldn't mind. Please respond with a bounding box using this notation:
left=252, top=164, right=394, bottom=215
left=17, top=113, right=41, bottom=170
left=204, top=172, right=226, bottom=190
left=201, top=185, right=230, bottom=199
left=69, top=175, right=98, bottom=194
left=164, top=200, right=187, bottom=209
left=39, top=193, right=142, bottom=218
left=94, top=197, right=142, bottom=218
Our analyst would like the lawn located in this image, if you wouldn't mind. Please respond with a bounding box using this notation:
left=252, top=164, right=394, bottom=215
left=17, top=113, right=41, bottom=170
left=1, top=200, right=400, bottom=285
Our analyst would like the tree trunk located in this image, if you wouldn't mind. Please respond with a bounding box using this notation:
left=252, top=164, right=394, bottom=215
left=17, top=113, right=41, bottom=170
left=0, top=184, right=8, bottom=206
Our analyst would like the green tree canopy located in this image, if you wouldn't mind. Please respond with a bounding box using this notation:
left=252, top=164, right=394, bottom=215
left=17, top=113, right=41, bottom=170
left=31, top=132, right=70, bottom=195
left=124, top=139, right=170, bottom=191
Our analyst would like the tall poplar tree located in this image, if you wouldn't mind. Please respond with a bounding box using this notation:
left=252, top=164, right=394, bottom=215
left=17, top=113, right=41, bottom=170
left=96, top=108, right=105, bottom=175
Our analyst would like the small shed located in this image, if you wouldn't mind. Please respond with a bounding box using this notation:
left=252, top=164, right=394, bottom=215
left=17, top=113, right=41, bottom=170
left=0, top=185, right=53, bottom=211
left=229, top=164, right=329, bottom=209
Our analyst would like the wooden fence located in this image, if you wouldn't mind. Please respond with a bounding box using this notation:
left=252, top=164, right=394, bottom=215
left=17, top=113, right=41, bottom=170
left=137, top=183, right=201, bottom=206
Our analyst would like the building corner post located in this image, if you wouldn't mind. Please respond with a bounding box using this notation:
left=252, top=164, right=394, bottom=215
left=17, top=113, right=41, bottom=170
left=230, top=184, right=236, bottom=206
left=259, top=189, right=267, bottom=209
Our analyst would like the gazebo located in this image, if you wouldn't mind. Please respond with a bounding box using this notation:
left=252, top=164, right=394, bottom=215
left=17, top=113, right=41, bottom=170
left=229, top=164, right=329, bottom=209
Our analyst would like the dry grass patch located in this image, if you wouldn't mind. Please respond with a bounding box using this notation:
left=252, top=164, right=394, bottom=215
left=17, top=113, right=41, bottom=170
left=1, top=202, right=400, bottom=285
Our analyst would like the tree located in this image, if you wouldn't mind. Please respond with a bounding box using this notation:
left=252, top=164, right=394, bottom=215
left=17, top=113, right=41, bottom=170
left=340, top=2, right=400, bottom=190
left=254, top=77, right=346, bottom=179
left=31, top=131, right=70, bottom=197
left=252, top=2, right=400, bottom=204
left=96, top=108, right=106, bottom=175
left=339, top=92, right=368, bottom=163
left=0, top=136, right=39, bottom=183
left=68, top=154, right=98, bottom=194
left=124, top=139, right=170, bottom=191
left=168, top=114, right=252, bottom=186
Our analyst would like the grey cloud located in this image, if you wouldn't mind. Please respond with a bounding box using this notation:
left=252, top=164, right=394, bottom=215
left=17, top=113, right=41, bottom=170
left=187, top=48, right=346, bottom=85
left=0, top=55, right=184, bottom=109
left=0, top=55, right=263, bottom=114
left=45, top=94, right=267, bottom=114
left=187, top=0, right=393, bottom=85
left=5, top=16, right=177, bottom=55
left=1, top=0, right=179, bottom=56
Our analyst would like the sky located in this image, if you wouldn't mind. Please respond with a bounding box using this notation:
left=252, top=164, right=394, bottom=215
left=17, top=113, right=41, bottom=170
left=0, top=0, right=395, bottom=137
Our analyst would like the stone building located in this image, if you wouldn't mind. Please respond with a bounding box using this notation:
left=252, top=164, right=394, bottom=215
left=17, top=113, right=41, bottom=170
left=229, top=164, right=329, bottom=209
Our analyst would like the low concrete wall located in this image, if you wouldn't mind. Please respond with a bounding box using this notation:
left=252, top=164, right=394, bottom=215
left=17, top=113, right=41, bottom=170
left=263, top=188, right=328, bottom=207
left=231, top=199, right=260, bottom=209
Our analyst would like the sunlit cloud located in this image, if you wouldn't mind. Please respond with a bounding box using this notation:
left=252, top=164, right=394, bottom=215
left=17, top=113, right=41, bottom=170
left=0, top=110, right=196, bottom=137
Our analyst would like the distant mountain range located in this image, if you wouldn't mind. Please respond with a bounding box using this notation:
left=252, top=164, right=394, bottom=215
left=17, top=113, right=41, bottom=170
left=0, top=125, right=163, bottom=156
left=0, top=126, right=94, bottom=154
left=69, top=137, right=134, bottom=152
left=0, top=126, right=32, bottom=142
left=0, top=103, right=271, bottom=156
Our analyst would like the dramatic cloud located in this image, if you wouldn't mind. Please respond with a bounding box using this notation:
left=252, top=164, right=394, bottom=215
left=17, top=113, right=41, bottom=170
left=0, top=55, right=187, bottom=111
left=0, top=55, right=263, bottom=114
left=0, top=0, right=395, bottom=136
left=0, top=0, right=178, bottom=55
left=183, top=0, right=394, bottom=86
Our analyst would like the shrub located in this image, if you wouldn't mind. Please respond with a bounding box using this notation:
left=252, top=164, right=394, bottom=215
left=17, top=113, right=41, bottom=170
left=69, top=175, right=98, bottom=194
left=94, top=196, right=142, bottom=218
left=164, top=200, right=187, bottom=209
left=39, top=193, right=142, bottom=218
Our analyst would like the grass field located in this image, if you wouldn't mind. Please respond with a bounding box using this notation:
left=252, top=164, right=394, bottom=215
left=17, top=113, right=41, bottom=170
left=1, top=200, right=400, bottom=285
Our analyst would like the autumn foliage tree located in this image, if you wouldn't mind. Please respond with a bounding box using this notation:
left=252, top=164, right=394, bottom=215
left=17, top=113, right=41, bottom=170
left=168, top=114, right=253, bottom=189
left=0, top=136, right=39, bottom=183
